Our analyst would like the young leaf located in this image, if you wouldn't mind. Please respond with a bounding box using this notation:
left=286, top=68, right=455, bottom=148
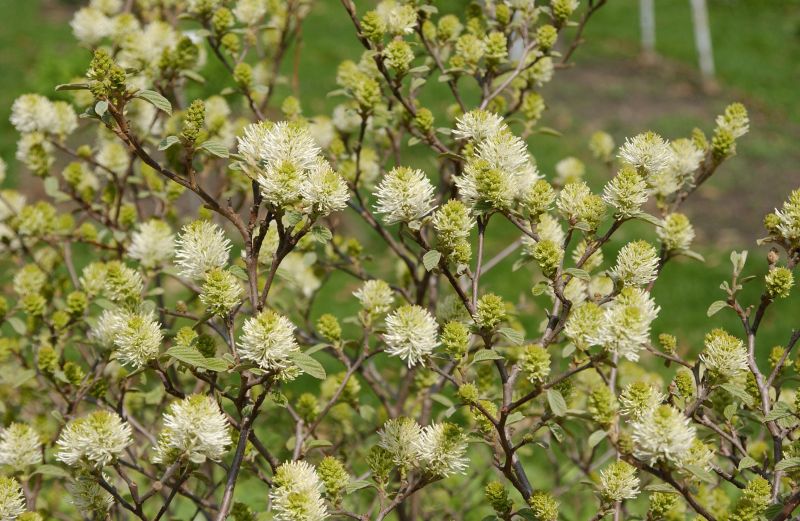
left=197, top=139, right=230, bottom=158
left=289, top=352, right=326, bottom=379
left=547, top=389, right=567, bottom=417
left=134, top=89, right=173, bottom=115
left=423, top=250, right=442, bottom=271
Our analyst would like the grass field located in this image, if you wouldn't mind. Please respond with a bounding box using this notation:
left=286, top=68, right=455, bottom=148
left=1, top=0, right=798, bottom=356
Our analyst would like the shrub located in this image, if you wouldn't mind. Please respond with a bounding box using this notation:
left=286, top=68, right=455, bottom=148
left=0, top=0, right=798, bottom=520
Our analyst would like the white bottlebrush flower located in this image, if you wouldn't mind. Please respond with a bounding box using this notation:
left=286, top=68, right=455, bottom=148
left=200, top=268, right=243, bottom=316
left=129, top=219, right=175, bottom=269
left=243, top=121, right=322, bottom=208
left=602, top=167, right=648, bottom=218
left=113, top=309, right=163, bottom=368
left=384, top=305, right=439, bottom=367
left=618, top=131, right=673, bottom=176
left=0, top=423, right=42, bottom=470
left=452, top=109, right=506, bottom=142
left=456, top=130, right=539, bottom=210
left=270, top=461, right=329, bottom=521
left=353, top=279, right=394, bottom=315
left=618, top=382, right=665, bottom=419
left=233, top=0, right=268, bottom=23
left=71, top=7, right=113, bottom=45
left=90, top=308, right=128, bottom=347
left=277, top=252, right=321, bottom=299
left=630, top=404, right=696, bottom=466
left=10, top=94, right=56, bottom=134
left=679, top=439, right=715, bottom=474
left=0, top=477, right=26, bottom=521
left=376, top=0, right=417, bottom=35
left=715, top=103, right=749, bottom=139
left=90, top=0, right=122, bottom=14
left=175, top=220, right=232, bottom=280
left=374, top=166, right=436, bottom=224
left=79, top=261, right=108, bottom=296
left=667, top=138, right=704, bottom=180
left=599, top=461, right=640, bottom=502
left=412, top=422, right=468, bottom=478
left=52, top=101, right=78, bottom=136
left=775, top=189, right=800, bottom=243
left=95, top=140, right=128, bottom=176
left=154, top=395, right=231, bottom=464
left=378, top=417, right=423, bottom=469
left=564, top=301, right=604, bottom=350
left=590, top=287, right=660, bottom=362
left=554, top=156, right=585, bottom=185
left=299, top=159, right=349, bottom=216
left=609, top=240, right=659, bottom=287
left=67, top=474, right=114, bottom=516
left=239, top=310, right=299, bottom=372
left=699, top=328, right=748, bottom=381
left=56, top=410, right=133, bottom=468
left=657, top=213, right=695, bottom=252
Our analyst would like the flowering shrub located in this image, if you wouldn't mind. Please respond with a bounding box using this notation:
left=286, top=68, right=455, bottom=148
left=0, top=0, right=799, bottom=520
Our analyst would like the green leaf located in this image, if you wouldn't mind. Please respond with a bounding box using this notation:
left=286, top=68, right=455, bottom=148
left=135, top=89, right=172, bottom=115
left=498, top=327, right=524, bottom=346
left=33, top=464, right=72, bottom=479
left=430, top=393, right=454, bottom=408
left=55, top=82, right=90, bottom=91
left=644, top=483, right=677, bottom=493
left=546, top=389, right=567, bottom=417
left=684, top=464, right=715, bottom=484
left=775, top=457, right=800, bottom=472
left=763, top=402, right=794, bottom=422
left=158, top=136, right=180, bottom=151
left=310, top=226, right=332, bottom=244
left=345, top=480, right=373, bottom=494
left=706, top=300, right=728, bottom=317
left=564, top=267, right=590, bottom=281
left=506, top=411, right=525, bottom=425
left=305, top=439, right=333, bottom=449
left=166, top=345, right=228, bottom=372
left=547, top=422, right=564, bottom=443
left=720, top=382, right=755, bottom=407
left=633, top=212, right=663, bottom=227
left=197, top=139, right=230, bottom=158
left=6, top=316, right=27, bottom=335
left=677, top=249, right=705, bottom=262
left=289, top=351, right=326, bottom=379
left=588, top=430, right=607, bottom=448
left=422, top=250, right=442, bottom=271
left=228, top=265, right=249, bottom=281
left=737, top=456, right=759, bottom=471
left=472, top=349, right=504, bottom=364
left=537, top=126, right=563, bottom=137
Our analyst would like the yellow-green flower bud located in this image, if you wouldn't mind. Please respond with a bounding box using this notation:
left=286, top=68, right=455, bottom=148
left=765, top=267, right=794, bottom=299
left=318, top=456, right=349, bottom=502
left=437, top=15, right=463, bottom=41
left=673, top=368, right=695, bottom=399
left=532, top=239, right=563, bottom=278
left=475, top=293, right=506, bottom=331
left=485, top=481, right=513, bottom=516
left=522, top=92, right=546, bottom=123
left=414, top=107, right=434, bottom=133
left=233, top=62, right=253, bottom=89
left=316, top=313, right=342, bottom=343
left=536, top=24, right=558, bottom=51
left=384, top=40, right=414, bottom=75
left=296, top=393, right=320, bottom=423
left=64, top=361, right=86, bottom=386
left=457, top=383, right=479, bottom=404
left=520, top=344, right=551, bottom=383
left=711, top=127, right=735, bottom=159
left=485, top=31, right=508, bottom=64
left=211, top=7, right=233, bottom=35
left=181, top=99, right=206, bottom=144
left=589, top=385, right=617, bottom=426
left=442, top=321, right=470, bottom=359
left=528, top=490, right=559, bottom=521
left=38, top=344, right=58, bottom=375
left=361, top=10, right=386, bottom=42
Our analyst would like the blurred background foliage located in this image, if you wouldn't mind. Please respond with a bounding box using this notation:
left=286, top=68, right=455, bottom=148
left=0, top=0, right=798, bottom=355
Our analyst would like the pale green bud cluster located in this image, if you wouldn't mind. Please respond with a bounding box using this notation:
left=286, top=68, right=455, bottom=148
left=765, top=266, right=794, bottom=299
